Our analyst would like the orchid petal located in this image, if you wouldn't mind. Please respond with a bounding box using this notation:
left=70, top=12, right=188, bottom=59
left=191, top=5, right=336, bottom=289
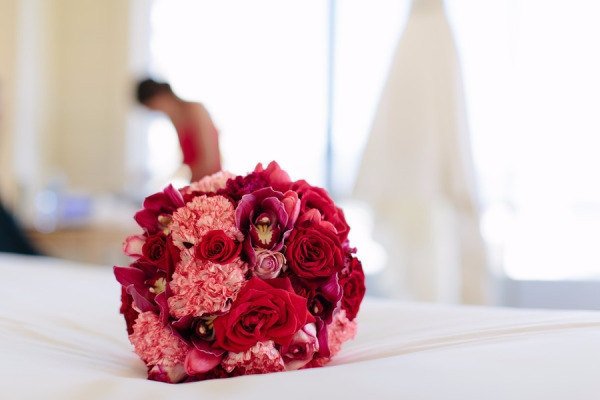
left=113, top=266, right=146, bottom=287
left=163, top=184, right=185, bottom=208
left=155, top=291, right=169, bottom=325
left=261, top=196, right=288, bottom=228
left=185, top=347, right=223, bottom=375
left=171, top=315, right=195, bottom=331
left=126, top=285, right=156, bottom=313
left=315, top=318, right=330, bottom=358
left=134, top=209, right=158, bottom=232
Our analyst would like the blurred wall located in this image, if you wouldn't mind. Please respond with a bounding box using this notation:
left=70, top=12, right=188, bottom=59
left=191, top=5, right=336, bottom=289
left=0, top=0, right=18, bottom=204
left=1, top=0, right=130, bottom=211
left=50, top=0, right=129, bottom=193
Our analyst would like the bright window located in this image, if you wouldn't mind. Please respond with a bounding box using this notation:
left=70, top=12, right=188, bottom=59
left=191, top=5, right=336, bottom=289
left=447, top=0, right=600, bottom=280
left=148, top=0, right=328, bottom=186
left=330, top=0, right=409, bottom=196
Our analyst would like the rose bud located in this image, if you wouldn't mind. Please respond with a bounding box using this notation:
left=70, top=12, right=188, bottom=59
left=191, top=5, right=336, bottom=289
left=253, top=249, right=286, bottom=279
left=281, top=323, right=320, bottom=371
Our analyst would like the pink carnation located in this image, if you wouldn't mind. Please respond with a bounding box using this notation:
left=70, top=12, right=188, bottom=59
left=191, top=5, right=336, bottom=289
left=169, top=258, right=248, bottom=318
left=129, top=311, right=189, bottom=367
left=222, top=341, right=285, bottom=375
left=306, top=310, right=357, bottom=368
left=170, top=195, right=242, bottom=250
left=183, top=171, right=235, bottom=194
left=327, top=309, right=357, bottom=357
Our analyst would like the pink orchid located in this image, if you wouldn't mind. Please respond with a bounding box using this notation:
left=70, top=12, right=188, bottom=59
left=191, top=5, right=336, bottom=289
left=134, top=184, right=185, bottom=234
left=235, top=187, right=300, bottom=265
left=185, top=340, right=224, bottom=376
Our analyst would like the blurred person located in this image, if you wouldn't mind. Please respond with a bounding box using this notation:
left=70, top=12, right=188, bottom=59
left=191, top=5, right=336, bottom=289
left=136, top=78, right=221, bottom=181
left=0, top=202, right=41, bottom=255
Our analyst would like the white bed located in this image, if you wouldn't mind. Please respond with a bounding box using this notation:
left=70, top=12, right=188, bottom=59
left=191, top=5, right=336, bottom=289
left=2, top=254, right=600, bottom=399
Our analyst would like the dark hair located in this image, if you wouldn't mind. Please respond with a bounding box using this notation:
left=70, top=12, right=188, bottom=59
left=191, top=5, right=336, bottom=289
left=136, top=78, right=173, bottom=104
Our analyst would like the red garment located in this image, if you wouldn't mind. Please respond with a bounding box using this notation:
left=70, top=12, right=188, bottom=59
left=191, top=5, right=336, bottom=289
left=176, top=125, right=199, bottom=166
left=176, top=120, right=221, bottom=172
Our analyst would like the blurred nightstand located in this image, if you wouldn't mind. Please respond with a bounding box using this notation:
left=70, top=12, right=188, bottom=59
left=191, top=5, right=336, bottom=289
left=28, top=224, right=133, bottom=266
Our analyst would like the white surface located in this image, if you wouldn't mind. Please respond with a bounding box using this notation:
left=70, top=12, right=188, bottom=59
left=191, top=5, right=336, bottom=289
left=2, top=254, right=600, bottom=399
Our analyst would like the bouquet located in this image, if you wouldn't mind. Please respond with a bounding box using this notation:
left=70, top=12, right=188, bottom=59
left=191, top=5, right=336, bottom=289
left=114, top=162, right=366, bottom=383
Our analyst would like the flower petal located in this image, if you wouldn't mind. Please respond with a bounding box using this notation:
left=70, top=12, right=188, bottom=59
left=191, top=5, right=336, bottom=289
left=126, top=285, right=156, bottom=313
left=114, top=266, right=146, bottom=287
left=185, top=346, right=224, bottom=375
left=123, top=234, right=145, bottom=258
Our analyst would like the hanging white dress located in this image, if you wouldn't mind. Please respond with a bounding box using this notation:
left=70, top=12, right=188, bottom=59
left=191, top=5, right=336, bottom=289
left=354, top=0, right=487, bottom=303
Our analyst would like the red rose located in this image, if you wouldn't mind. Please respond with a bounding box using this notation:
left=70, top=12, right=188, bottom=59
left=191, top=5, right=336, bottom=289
left=285, top=211, right=344, bottom=281
left=220, top=173, right=269, bottom=202
left=291, top=180, right=350, bottom=242
left=142, top=234, right=167, bottom=262
left=196, top=230, right=241, bottom=264
left=213, top=277, right=314, bottom=353
left=340, top=257, right=366, bottom=320
left=141, top=234, right=180, bottom=274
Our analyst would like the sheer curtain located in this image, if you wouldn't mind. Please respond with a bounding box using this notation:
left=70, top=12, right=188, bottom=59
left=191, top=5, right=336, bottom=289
left=354, top=0, right=487, bottom=303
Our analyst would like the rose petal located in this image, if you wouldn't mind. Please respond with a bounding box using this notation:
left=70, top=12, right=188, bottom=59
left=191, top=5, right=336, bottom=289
left=281, top=191, right=300, bottom=230
left=123, top=234, right=145, bottom=258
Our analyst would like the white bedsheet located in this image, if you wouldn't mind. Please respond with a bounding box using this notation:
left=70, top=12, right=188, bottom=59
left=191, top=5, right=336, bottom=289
left=2, top=254, right=600, bottom=399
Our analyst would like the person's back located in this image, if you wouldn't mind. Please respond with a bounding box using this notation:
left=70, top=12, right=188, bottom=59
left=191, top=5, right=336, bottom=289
left=136, top=78, right=222, bottom=182
left=175, top=102, right=221, bottom=180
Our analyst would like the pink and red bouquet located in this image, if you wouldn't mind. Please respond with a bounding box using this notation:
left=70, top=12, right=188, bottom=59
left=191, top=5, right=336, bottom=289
left=114, top=162, right=366, bottom=383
